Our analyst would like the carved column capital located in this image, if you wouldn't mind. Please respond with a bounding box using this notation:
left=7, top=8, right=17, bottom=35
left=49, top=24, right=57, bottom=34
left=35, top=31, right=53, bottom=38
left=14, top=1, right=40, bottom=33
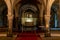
left=7, top=14, right=14, bottom=20
left=45, top=15, right=50, bottom=27
left=45, top=15, right=50, bottom=21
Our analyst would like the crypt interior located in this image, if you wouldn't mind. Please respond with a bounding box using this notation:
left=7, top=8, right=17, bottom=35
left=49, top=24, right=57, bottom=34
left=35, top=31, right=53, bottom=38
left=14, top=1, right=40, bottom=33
left=0, top=0, right=60, bottom=38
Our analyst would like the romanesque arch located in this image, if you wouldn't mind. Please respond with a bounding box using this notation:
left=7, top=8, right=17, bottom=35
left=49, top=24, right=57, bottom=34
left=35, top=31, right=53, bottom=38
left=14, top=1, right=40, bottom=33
left=13, top=0, right=45, bottom=31
left=0, top=0, right=8, bottom=28
left=50, top=0, right=59, bottom=28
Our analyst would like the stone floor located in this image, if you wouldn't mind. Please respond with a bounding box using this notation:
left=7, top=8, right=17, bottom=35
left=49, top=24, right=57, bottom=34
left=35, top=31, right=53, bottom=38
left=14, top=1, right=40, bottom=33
left=0, top=36, right=60, bottom=40
left=42, top=36, right=60, bottom=40
left=0, top=30, right=60, bottom=40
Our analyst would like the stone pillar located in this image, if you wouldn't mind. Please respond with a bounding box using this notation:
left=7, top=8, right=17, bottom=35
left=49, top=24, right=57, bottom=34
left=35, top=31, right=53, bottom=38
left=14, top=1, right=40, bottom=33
left=7, top=14, right=14, bottom=37
left=38, top=4, right=44, bottom=26
left=45, top=15, right=51, bottom=37
left=14, top=4, right=20, bottom=32
left=14, top=1, right=21, bottom=32
left=4, top=0, right=14, bottom=37
left=40, top=4, right=44, bottom=26
left=44, top=0, right=55, bottom=37
left=38, top=0, right=45, bottom=26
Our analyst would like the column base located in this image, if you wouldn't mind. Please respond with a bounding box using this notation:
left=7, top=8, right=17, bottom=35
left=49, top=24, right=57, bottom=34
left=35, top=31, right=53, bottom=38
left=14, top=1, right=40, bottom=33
left=7, top=31, right=13, bottom=37
left=44, top=32, right=51, bottom=37
left=7, top=33, right=13, bottom=37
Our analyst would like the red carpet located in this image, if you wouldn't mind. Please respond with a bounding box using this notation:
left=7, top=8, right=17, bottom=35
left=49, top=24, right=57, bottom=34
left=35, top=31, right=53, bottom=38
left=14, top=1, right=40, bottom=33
left=15, top=32, right=42, bottom=40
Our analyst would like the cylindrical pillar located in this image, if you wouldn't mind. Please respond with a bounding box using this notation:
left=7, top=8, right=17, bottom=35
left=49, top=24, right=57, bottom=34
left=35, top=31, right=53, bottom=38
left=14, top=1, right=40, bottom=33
left=45, top=15, right=51, bottom=37
left=40, top=4, right=44, bottom=26
left=4, top=0, right=14, bottom=37
left=44, top=0, right=55, bottom=37
left=7, top=14, right=14, bottom=37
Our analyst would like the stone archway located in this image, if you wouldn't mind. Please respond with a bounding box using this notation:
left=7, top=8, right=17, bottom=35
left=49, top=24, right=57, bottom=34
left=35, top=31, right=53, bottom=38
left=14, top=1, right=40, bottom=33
left=0, top=0, right=8, bottom=33
left=50, top=0, right=59, bottom=28
left=13, top=0, right=45, bottom=32
left=18, top=4, right=39, bottom=31
left=0, top=0, right=8, bottom=28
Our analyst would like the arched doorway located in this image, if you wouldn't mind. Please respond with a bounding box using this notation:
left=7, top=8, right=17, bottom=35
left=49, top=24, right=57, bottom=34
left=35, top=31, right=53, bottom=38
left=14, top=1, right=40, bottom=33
left=13, top=0, right=45, bottom=32
left=0, top=0, right=8, bottom=29
left=18, top=4, right=39, bottom=31
left=50, top=0, right=59, bottom=30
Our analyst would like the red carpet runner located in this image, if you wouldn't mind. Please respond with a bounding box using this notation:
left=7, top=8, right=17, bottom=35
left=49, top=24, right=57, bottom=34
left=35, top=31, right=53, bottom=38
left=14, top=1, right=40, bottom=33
left=15, top=32, right=42, bottom=40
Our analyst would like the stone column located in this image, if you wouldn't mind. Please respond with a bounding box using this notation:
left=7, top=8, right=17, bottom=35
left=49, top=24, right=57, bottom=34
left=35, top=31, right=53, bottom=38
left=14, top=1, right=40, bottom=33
left=44, top=0, right=55, bottom=37
left=37, top=3, right=44, bottom=26
left=40, top=4, right=44, bottom=26
left=14, top=0, right=21, bottom=32
left=45, top=15, right=50, bottom=37
left=7, top=14, right=14, bottom=37
left=4, top=0, right=14, bottom=37
left=38, top=0, right=45, bottom=26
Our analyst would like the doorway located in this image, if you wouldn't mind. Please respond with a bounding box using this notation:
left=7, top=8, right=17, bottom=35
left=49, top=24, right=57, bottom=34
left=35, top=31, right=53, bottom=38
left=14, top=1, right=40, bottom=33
left=18, top=4, right=39, bottom=31
left=50, top=0, right=59, bottom=30
left=0, top=0, right=8, bottom=28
